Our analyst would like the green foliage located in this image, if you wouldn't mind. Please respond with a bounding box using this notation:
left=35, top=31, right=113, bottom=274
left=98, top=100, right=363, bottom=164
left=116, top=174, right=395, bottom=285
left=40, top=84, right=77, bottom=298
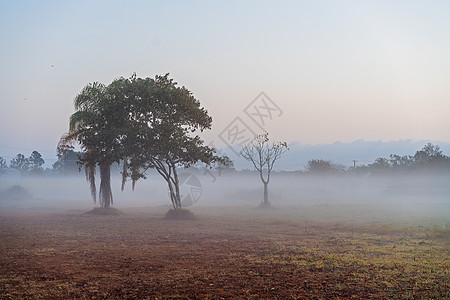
left=363, top=143, right=450, bottom=175
left=0, top=156, right=7, bottom=173
left=412, top=143, right=449, bottom=170
left=60, top=81, right=121, bottom=208
left=28, top=151, right=45, bottom=174
left=388, top=154, right=413, bottom=171
left=118, top=74, right=221, bottom=209
left=213, top=154, right=234, bottom=175
left=10, top=154, right=28, bottom=172
left=305, top=159, right=345, bottom=174
left=52, top=146, right=83, bottom=175
left=9, top=151, right=45, bottom=175
left=61, top=73, right=223, bottom=210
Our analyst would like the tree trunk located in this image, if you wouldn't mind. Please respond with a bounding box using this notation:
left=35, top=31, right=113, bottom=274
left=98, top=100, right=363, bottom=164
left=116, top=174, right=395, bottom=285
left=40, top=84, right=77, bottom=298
left=99, top=162, right=112, bottom=208
left=85, top=165, right=96, bottom=203
left=167, top=168, right=181, bottom=210
left=263, top=182, right=270, bottom=207
left=167, top=181, right=177, bottom=210
left=172, top=165, right=181, bottom=209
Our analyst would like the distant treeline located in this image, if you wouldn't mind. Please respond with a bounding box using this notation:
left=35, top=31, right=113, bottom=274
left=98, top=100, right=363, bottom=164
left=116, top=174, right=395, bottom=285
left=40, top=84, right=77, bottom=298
left=304, top=143, right=450, bottom=175
left=0, top=147, right=83, bottom=176
left=1, top=143, right=449, bottom=177
left=0, top=146, right=125, bottom=177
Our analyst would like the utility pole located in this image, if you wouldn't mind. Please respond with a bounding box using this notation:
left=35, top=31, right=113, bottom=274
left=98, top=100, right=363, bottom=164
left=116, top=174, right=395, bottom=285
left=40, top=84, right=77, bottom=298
left=352, top=160, right=358, bottom=175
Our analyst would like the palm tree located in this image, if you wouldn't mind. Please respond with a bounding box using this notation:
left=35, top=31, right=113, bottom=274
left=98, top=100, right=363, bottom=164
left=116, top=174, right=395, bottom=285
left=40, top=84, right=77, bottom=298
left=59, top=81, right=123, bottom=208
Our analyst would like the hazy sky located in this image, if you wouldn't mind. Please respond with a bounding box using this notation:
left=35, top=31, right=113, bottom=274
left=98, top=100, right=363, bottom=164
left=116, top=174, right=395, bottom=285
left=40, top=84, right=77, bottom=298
left=1, top=0, right=449, bottom=165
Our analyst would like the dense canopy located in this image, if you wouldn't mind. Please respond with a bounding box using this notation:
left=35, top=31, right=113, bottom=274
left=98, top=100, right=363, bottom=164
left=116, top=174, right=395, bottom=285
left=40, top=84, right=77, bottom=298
left=60, top=74, right=222, bottom=209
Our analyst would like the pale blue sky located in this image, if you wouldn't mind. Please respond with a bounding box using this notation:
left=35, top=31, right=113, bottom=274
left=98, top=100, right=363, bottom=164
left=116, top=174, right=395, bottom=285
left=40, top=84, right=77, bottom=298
left=1, top=0, right=449, bottom=164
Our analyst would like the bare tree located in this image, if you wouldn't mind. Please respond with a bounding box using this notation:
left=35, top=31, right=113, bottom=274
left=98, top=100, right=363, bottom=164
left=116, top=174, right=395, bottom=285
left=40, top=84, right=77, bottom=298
left=241, top=132, right=288, bottom=207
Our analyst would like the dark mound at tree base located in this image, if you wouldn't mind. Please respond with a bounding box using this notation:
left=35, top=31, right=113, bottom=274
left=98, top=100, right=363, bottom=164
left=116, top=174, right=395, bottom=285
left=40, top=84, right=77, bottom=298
left=164, top=209, right=197, bottom=220
left=84, top=207, right=123, bottom=216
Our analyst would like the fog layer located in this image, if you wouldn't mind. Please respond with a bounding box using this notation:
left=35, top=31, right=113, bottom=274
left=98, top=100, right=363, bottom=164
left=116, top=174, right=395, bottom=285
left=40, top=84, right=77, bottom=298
left=1, top=170, right=449, bottom=225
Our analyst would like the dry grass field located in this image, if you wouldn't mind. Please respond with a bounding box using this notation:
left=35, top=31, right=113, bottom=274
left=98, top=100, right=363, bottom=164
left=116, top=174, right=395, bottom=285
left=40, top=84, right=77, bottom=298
left=0, top=205, right=449, bottom=299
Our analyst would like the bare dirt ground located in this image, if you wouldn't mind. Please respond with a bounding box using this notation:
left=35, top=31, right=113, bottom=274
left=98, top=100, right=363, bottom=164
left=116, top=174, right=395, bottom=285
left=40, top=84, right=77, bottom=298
left=0, top=206, right=449, bottom=299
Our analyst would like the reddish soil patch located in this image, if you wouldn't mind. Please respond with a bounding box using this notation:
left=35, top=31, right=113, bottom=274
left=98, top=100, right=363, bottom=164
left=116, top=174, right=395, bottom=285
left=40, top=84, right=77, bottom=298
left=0, top=207, right=448, bottom=299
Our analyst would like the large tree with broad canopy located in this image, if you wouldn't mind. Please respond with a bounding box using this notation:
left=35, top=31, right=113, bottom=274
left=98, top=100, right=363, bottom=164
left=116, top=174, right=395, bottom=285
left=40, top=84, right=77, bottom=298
left=60, top=74, right=225, bottom=210
left=120, top=74, right=223, bottom=210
